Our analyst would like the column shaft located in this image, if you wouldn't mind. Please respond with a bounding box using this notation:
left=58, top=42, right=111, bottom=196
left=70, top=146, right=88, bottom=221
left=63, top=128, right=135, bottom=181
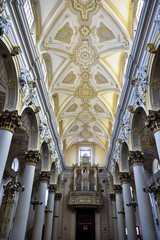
left=133, top=165, right=157, bottom=240
left=31, top=181, right=48, bottom=240
left=112, top=200, right=118, bottom=240
left=122, top=183, right=137, bottom=240
left=0, top=129, right=13, bottom=183
left=154, top=131, right=160, bottom=160
left=11, top=164, right=36, bottom=240
left=116, top=194, right=126, bottom=240
left=43, top=189, right=56, bottom=240
left=52, top=194, right=61, bottom=240
left=70, top=210, right=76, bottom=240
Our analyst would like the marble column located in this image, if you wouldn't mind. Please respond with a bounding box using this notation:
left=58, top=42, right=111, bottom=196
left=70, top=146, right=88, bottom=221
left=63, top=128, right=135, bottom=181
left=109, top=193, right=118, bottom=240
left=114, top=185, right=126, bottom=240
left=81, top=169, right=83, bottom=191
left=0, top=111, right=22, bottom=184
left=43, top=184, right=57, bottom=240
left=146, top=110, right=160, bottom=160
left=11, top=151, right=40, bottom=240
left=129, top=151, right=157, bottom=240
left=95, top=209, right=101, bottom=240
left=52, top=193, right=62, bottom=240
left=120, top=172, right=137, bottom=240
left=31, top=171, right=50, bottom=240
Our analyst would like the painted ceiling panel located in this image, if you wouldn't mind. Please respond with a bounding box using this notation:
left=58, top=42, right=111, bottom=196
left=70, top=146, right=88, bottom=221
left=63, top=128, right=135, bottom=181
left=37, top=0, right=135, bottom=153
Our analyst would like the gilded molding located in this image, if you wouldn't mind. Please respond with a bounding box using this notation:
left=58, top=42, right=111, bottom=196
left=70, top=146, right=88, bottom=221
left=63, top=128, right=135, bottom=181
left=0, top=110, right=22, bottom=133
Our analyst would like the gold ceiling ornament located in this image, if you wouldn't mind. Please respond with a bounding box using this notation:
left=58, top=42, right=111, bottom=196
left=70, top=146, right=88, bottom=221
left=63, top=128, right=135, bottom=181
left=66, top=103, right=78, bottom=112
left=93, top=103, right=105, bottom=113
left=75, top=81, right=96, bottom=101
left=69, top=125, right=79, bottom=132
left=78, top=109, right=94, bottom=123
left=72, top=0, right=100, bottom=21
left=62, top=71, right=76, bottom=84
left=95, top=72, right=109, bottom=84
left=75, top=41, right=97, bottom=68
left=82, top=103, right=90, bottom=109
left=79, top=25, right=91, bottom=36
left=54, top=23, right=73, bottom=44
left=83, top=124, right=89, bottom=129
left=97, top=22, right=115, bottom=42
left=80, top=129, right=92, bottom=138
left=92, top=125, right=102, bottom=132
left=81, top=71, right=90, bottom=80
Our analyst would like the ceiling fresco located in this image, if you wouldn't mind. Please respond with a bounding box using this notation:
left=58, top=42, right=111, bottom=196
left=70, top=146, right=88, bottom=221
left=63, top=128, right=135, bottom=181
left=35, top=0, right=136, bottom=153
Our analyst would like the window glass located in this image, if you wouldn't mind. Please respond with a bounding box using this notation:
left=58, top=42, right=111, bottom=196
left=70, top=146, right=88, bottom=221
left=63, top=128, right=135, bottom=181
left=11, top=158, right=19, bottom=172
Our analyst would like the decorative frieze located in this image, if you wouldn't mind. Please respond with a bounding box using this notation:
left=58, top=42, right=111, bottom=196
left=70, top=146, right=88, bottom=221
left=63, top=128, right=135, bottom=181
left=24, top=150, right=41, bottom=166
left=0, top=110, right=22, bottom=133
left=40, top=171, right=50, bottom=183
left=68, top=191, right=103, bottom=208
left=119, top=172, right=130, bottom=184
left=113, top=185, right=122, bottom=194
left=129, top=151, right=144, bottom=166
left=145, top=110, right=160, bottom=133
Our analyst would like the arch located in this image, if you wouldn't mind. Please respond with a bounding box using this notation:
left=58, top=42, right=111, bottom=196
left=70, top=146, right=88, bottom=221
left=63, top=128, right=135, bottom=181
left=149, top=46, right=160, bottom=110
left=21, top=107, right=38, bottom=150
left=0, top=40, right=18, bottom=111
left=120, top=142, right=129, bottom=172
left=131, top=107, right=147, bottom=150
left=113, top=162, right=120, bottom=185
left=40, top=141, right=50, bottom=171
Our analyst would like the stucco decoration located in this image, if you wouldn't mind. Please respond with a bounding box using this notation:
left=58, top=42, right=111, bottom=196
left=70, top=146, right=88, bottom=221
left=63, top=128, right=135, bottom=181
left=54, top=22, right=73, bottom=44
left=62, top=71, right=76, bottom=84
left=94, top=72, right=109, bottom=84
left=72, top=0, right=100, bottom=21
left=97, top=22, right=115, bottom=42
left=75, top=41, right=97, bottom=68
left=75, top=81, right=96, bottom=101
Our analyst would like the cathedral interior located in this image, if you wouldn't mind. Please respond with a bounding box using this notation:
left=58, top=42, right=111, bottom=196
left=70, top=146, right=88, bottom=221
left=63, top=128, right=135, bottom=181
left=0, top=0, right=160, bottom=240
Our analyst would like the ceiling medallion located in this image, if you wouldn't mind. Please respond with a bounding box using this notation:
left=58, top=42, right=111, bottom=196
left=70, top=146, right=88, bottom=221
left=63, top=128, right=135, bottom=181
left=97, top=22, right=115, bottom=42
left=79, top=25, right=91, bottom=36
left=81, top=71, right=90, bottom=80
left=75, top=41, right=97, bottom=68
left=72, top=0, right=100, bottom=21
left=78, top=109, right=94, bottom=123
left=82, top=103, right=90, bottom=109
left=75, top=81, right=96, bottom=101
left=54, top=23, right=73, bottom=43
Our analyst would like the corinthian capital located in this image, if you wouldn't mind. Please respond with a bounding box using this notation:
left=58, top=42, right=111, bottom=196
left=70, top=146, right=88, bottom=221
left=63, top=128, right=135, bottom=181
left=24, top=150, right=40, bottom=166
left=120, top=172, right=130, bottom=184
left=145, top=110, right=160, bottom=133
left=49, top=184, right=57, bottom=193
left=0, top=110, right=22, bottom=133
left=129, top=151, right=144, bottom=166
left=40, top=171, right=50, bottom=183
left=113, top=185, right=122, bottom=194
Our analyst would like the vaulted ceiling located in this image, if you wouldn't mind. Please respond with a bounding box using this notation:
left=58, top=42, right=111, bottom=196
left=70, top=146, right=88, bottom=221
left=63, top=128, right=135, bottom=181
left=35, top=0, right=136, bottom=153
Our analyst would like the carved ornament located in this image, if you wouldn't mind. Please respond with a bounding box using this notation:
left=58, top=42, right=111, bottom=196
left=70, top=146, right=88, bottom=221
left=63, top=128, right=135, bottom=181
left=113, top=185, right=122, bottom=194
left=55, top=192, right=62, bottom=200
left=0, top=110, right=22, bottom=133
left=40, top=171, right=50, bottom=183
left=129, top=151, right=144, bottom=166
left=75, top=81, right=96, bottom=101
left=24, top=150, right=41, bottom=166
left=109, top=193, right=116, bottom=201
left=145, top=110, right=160, bottom=133
left=49, top=184, right=57, bottom=193
left=119, top=172, right=130, bottom=184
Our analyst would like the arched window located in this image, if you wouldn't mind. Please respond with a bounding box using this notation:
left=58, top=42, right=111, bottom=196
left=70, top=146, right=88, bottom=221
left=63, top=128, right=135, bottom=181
left=11, top=158, right=19, bottom=172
